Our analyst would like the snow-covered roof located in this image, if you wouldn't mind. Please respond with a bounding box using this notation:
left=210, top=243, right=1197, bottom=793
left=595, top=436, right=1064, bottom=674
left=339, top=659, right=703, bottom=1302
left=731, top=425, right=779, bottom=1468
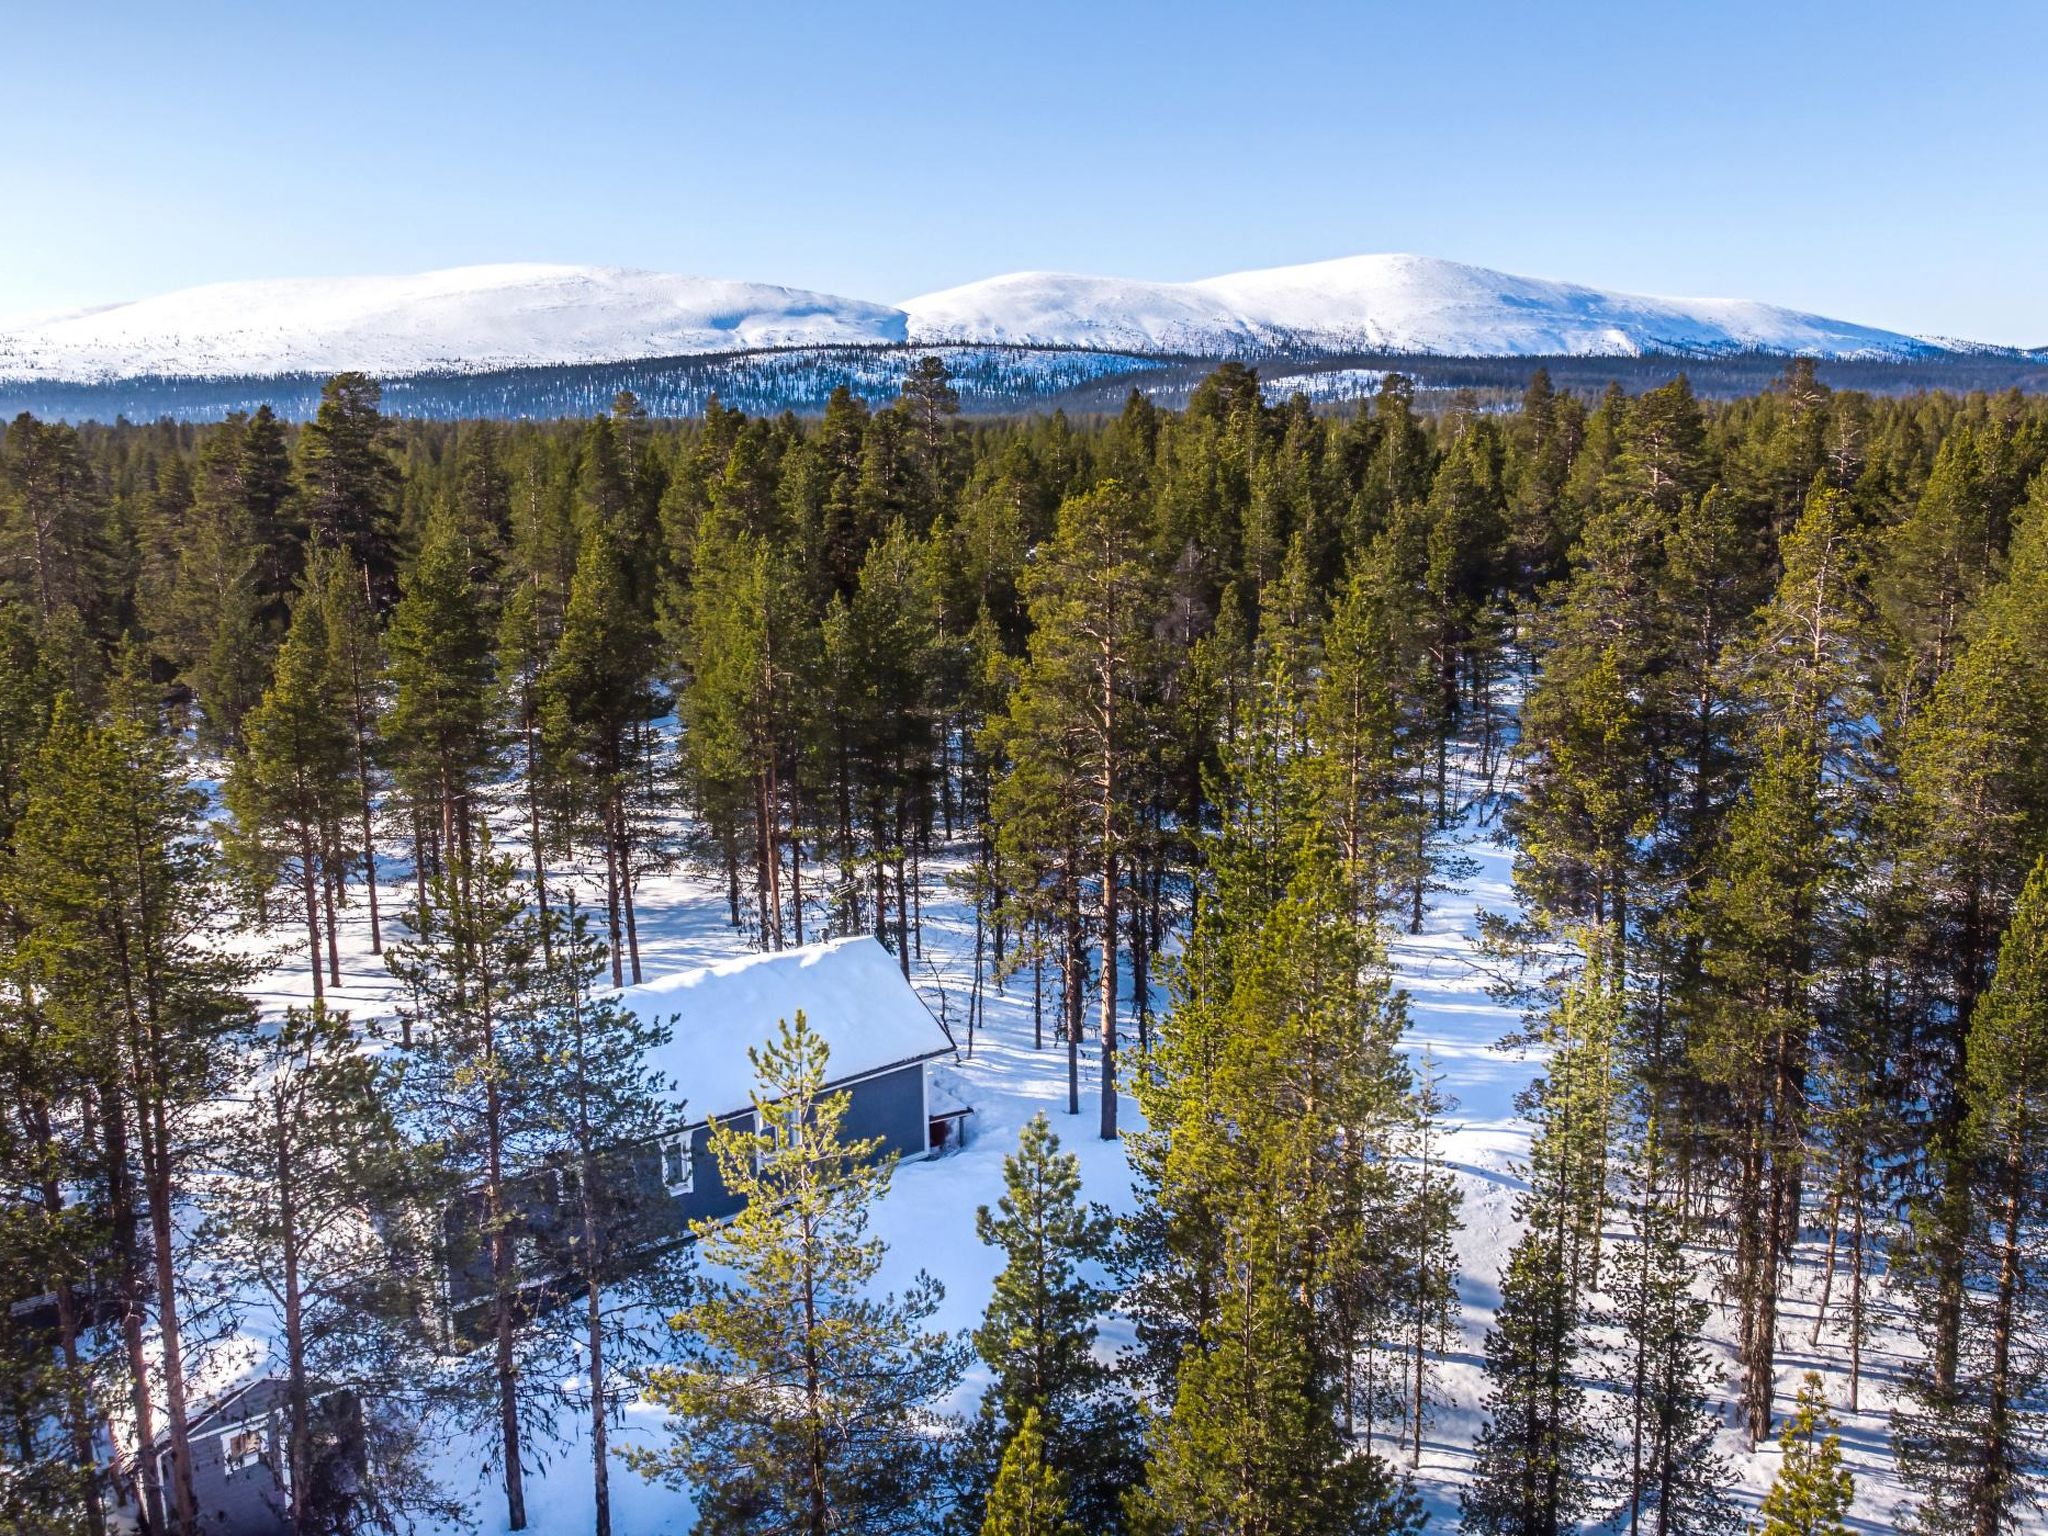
left=616, top=936, right=954, bottom=1124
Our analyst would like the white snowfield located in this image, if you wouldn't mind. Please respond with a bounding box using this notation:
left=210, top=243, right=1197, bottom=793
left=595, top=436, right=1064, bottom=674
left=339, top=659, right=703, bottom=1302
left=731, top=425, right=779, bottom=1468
left=0, top=253, right=1962, bottom=382
left=901, top=253, right=1942, bottom=360
left=0, top=263, right=908, bottom=382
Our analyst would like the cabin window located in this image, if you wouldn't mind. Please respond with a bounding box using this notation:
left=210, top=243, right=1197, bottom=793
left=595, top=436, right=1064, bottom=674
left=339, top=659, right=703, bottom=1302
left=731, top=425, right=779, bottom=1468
left=222, top=1426, right=262, bottom=1473
left=661, top=1134, right=693, bottom=1193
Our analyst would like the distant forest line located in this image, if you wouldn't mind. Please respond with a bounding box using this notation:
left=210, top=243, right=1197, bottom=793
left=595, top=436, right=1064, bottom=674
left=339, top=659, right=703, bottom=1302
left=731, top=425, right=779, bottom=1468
left=4, top=342, right=2046, bottom=424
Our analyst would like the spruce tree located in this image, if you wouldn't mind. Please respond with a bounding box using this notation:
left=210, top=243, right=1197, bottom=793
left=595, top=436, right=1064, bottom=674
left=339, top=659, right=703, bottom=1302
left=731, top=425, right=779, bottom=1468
left=632, top=1014, right=965, bottom=1534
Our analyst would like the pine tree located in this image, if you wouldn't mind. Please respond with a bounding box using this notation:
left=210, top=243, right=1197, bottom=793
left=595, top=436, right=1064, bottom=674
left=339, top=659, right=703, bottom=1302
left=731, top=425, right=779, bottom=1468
left=209, top=1005, right=450, bottom=1532
left=965, top=1113, right=1140, bottom=1533
left=1462, top=951, right=1615, bottom=1536
left=226, top=585, right=354, bottom=996
left=525, top=896, right=684, bottom=1536
left=679, top=507, right=815, bottom=952
left=384, top=514, right=498, bottom=938
left=632, top=1014, right=966, bottom=1534
left=313, top=546, right=388, bottom=954
left=1759, top=1374, right=1853, bottom=1536
left=1896, top=856, right=2048, bottom=1535
left=5, top=694, right=254, bottom=1536
left=385, top=831, right=553, bottom=1531
left=981, top=1408, right=1083, bottom=1536
left=1129, top=1199, right=1422, bottom=1536
left=1603, top=1154, right=1739, bottom=1536
left=540, top=519, right=660, bottom=983
left=299, top=372, right=401, bottom=597
left=1004, top=480, right=1163, bottom=1138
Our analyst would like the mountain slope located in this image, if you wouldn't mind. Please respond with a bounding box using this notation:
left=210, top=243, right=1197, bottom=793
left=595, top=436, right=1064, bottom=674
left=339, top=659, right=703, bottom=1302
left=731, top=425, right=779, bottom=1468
left=0, top=263, right=907, bottom=382
left=901, top=253, right=1943, bottom=360
left=0, top=254, right=1978, bottom=385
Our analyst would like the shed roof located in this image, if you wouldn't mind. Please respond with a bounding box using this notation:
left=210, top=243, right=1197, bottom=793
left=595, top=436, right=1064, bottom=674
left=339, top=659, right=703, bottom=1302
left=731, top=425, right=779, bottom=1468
left=616, top=935, right=955, bottom=1123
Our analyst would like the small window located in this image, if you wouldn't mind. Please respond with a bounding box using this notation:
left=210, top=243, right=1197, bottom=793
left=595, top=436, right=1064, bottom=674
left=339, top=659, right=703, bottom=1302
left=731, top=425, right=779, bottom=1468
left=223, top=1426, right=262, bottom=1473
left=661, top=1135, right=693, bottom=1194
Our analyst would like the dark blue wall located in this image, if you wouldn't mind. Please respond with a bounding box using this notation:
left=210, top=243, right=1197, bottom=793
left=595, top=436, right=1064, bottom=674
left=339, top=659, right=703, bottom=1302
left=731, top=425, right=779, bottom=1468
left=444, top=1063, right=931, bottom=1321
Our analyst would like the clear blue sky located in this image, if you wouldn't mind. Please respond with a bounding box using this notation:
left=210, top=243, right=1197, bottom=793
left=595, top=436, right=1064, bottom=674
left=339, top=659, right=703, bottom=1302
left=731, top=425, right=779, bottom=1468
left=6, top=0, right=2045, bottom=343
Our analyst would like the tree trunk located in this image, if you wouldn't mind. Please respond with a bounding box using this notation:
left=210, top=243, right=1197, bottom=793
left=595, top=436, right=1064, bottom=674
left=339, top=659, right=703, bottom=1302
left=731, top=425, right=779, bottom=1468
left=299, top=820, right=325, bottom=1001
left=352, top=686, right=382, bottom=953
left=277, top=1120, right=312, bottom=1532
left=602, top=808, right=625, bottom=989
left=484, top=1054, right=527, bottom=1530
left=1098, top=651, right=1119, bottom=1141
left=144, top=1098, right=199, bottom=1536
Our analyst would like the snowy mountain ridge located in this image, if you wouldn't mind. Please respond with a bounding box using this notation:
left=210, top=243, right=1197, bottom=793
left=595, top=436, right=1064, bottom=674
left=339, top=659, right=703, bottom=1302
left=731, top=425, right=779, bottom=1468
left=0, top=254, right=1998, bottom=384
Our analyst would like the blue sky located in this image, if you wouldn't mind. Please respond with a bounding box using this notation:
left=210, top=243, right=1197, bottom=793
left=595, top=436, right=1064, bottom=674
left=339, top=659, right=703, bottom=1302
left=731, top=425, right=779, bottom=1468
left=5, top=0, right=2044, bottom=342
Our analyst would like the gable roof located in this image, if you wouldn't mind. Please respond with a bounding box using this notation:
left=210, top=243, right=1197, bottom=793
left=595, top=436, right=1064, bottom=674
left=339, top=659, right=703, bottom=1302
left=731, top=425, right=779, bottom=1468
left=615, top=936, right=955, bottom=1123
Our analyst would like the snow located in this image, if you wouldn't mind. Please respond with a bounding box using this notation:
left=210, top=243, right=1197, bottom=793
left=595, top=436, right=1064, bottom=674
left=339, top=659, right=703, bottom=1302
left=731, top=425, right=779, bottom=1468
left=0, top=264, right=907, bottom=382
left=618, top=934, right=955, bottom=1122
left=0, top=255, right=1969, bottom=385
left=196, top=740, right=1932, bottom=1534
left=902, top=253, right=1944, bottom=362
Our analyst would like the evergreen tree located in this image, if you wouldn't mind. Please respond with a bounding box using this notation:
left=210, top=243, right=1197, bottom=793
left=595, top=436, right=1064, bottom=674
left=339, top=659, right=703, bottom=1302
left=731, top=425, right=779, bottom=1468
left=1603, top=1157, right=1739, bottom=1536
left=526, top=896, right=684, bottom=1536
left=226, top=585, right=354, bottom=996
left=982, top=1408, right=1082, bottom=1536
left=386, top=832, right=554, bottom=1531
left=314, top=546, right=388, bottom=954
left=299, top=372, right=401, bottom=596
left=210, top=1005, right=451, bottom=1532
left=5, top=694, right=254, bottom=1536
left=1004, top=480, right=1163, bottom=1138
left=1462, top=952, right=1615, bottom=1536
left=632, top=1015, right=966, bottom=1534
left=384, top=514, right=498, bottom=935
left=1896, top=856, right=2048, bottom=1535
left=965, top=1113, right=1140, bottom=1533
left=1759, top=1375, right=1854, bottom=1536
left=540, top=519, right=660, bottom=983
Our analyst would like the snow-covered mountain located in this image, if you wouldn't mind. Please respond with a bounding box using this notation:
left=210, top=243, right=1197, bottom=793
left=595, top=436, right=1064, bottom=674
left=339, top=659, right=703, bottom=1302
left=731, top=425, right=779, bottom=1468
left=900, top=253, right=1944, bottom=360
left=0, top=263, right=907, bottom=382
left=0, top=254, right=1986, bottom=384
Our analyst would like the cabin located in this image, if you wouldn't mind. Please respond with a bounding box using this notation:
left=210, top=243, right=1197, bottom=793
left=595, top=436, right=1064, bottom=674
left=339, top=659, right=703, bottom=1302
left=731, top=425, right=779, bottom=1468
left=125, top=1377, right=363, bottom=1536
left=441, top=934, right=964, bottom=1326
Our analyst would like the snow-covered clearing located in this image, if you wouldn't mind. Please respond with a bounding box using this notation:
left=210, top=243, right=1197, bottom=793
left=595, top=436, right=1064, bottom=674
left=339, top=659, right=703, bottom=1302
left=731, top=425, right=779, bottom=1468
left=205, top=771, right=1927, bottom=1533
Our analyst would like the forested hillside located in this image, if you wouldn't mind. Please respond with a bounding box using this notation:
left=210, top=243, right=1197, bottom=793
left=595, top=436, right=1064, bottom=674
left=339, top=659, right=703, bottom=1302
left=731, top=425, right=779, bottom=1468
left=4, top=357, right=2048, bottom=1534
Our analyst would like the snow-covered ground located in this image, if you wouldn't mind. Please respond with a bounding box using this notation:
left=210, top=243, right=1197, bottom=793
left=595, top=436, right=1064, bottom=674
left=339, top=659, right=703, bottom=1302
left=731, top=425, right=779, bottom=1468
left=203, top=764, right=1929, bottom=1533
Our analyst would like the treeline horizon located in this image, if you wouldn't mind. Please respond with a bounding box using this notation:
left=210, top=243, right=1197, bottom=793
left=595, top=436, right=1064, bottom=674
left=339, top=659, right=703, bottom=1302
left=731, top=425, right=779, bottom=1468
left=5, top=341, right=2045, bottom=425
left=4, top=358, right=2048, bottom=1535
